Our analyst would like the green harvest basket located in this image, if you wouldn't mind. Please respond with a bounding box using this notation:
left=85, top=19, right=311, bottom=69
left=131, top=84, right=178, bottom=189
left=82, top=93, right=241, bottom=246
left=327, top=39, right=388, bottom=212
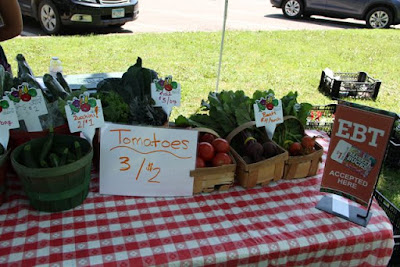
left=11, top=134, right=93, bottom=212
left=0, top=149, right=11, bottom=206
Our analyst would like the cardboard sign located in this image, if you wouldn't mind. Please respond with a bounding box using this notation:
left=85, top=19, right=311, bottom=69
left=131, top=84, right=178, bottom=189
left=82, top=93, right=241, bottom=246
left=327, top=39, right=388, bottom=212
left=151, top=76, right=181, bottom=115
left=253, top=95, right=283, bottom=139
left=320, top=104, right=395, bottom=206
left=6, top=83, right=48, bottom=132
left=99, top=123, right=197, bottom=197
left=0, top=96, right=20, bottom=149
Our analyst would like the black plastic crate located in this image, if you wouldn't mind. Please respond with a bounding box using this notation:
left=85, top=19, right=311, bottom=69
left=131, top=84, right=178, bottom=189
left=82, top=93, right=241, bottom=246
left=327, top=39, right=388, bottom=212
left=385, top=139, right=400, bottom=169
left=319, top=68, right=381, bottom=100
left=306, top=104, right=336, bottom=136
left=374, top=190, right=400, bottom=266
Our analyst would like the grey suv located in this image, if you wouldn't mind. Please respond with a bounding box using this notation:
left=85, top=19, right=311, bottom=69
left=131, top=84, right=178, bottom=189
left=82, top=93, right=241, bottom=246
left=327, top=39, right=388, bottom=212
left=270, top=0, right=400, bottom=28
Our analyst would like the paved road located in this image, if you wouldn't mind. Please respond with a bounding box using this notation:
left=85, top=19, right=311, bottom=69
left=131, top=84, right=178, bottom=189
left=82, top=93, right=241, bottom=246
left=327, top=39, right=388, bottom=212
left=21, top=0, right=398, bottom=36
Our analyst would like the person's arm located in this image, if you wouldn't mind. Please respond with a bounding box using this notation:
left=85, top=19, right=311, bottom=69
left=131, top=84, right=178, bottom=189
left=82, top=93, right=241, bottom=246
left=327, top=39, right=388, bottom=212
left=0, top=0, right=23, bottom=42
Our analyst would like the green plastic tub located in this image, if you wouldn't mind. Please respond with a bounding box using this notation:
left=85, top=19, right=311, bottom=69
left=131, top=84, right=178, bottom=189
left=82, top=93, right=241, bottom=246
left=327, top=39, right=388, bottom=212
left=11, top=134, right=93, bottom=212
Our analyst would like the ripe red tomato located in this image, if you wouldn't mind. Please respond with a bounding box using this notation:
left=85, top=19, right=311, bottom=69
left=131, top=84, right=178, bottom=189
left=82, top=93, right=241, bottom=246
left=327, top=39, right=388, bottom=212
left=81, top=103, right=91, bottom=112
left=164, top=84, right=173, bottom=91
left=301, top=136, right=315, bottom=149
left=288, top=142, right=302, bottom=156
left=211, top=138, right=230, bottom=153
left=212, top=152, right=232, bottom=167
left=199, top=133, right=215, bottom=144
left=196, top=157, right=206, bottom=168
left=198, top=142, right=215, bottom=161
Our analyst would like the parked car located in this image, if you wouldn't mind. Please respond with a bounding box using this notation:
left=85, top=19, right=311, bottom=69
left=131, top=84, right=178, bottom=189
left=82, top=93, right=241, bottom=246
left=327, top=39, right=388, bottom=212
left=18, top=0, right=139, bottom=35
left=270, top=0, right=400, bottom=29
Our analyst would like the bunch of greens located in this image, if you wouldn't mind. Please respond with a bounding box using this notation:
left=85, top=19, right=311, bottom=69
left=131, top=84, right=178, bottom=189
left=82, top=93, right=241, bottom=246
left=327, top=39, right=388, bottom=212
left=95, top=57, right=167, bottom=126
left=272, top=91, right=313, bottom=149
left=175, top=90, right=253, bottom=137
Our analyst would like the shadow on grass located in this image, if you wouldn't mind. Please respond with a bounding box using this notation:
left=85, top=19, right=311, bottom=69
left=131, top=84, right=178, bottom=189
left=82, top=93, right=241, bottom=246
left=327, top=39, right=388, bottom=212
left=264, top=14, right=368, bottom=29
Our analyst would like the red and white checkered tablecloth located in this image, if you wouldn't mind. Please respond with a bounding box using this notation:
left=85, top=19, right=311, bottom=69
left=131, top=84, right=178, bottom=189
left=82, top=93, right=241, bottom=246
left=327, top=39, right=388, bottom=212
left=0, top=131, right=394, bottom=266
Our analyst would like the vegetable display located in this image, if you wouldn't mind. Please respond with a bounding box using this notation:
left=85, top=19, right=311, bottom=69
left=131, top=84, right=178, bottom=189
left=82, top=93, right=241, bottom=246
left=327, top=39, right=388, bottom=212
left=94, top=57, right=168, bottom=126
left=175, top=90, right=296, bottom=164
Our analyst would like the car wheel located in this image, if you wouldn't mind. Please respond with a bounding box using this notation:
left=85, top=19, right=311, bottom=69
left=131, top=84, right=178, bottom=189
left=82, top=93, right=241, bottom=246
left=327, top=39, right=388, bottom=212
left=366, top=7, right=392, bottom=29
left=282, top=0, right=304, bottom=19
left=38, top=0, right=61, bottom=35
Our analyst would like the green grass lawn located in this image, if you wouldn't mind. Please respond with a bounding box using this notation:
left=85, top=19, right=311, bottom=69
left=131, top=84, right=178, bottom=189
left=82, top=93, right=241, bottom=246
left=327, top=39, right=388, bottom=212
left=2, top=29, right=399, bottom=207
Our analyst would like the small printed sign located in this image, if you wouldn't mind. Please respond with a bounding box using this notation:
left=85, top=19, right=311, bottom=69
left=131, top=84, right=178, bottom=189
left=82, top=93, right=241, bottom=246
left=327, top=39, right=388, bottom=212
left=320, top=104, right=395, bottom=206
left=6, top=83, right=48, bottom=132
left=253, top=94, right=283, bottom=139
left=99, top=123, right=197, bottom=197
left=0, top=96, right=20, bottom=149
left=151, top=76, right=181, bottom=115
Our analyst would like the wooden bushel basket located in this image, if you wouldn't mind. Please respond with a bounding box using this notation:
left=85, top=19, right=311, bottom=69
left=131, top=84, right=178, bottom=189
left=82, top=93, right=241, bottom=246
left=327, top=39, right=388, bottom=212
left=190, top=128, right=236, bottom=194
left=226, top=121, right=288, bottom=189
left=280, top=116, right=324, bottom=179
left=283, top=141, right=323, bottom=179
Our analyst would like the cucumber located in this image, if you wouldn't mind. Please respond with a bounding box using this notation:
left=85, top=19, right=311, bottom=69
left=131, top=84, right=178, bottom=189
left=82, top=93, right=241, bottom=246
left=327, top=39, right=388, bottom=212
left=43, top=74, right=70, bottom=100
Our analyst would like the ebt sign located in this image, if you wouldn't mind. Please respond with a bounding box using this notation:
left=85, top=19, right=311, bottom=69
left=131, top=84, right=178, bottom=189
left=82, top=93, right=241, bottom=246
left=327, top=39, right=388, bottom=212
left=99, top=123, right=198, bottom=197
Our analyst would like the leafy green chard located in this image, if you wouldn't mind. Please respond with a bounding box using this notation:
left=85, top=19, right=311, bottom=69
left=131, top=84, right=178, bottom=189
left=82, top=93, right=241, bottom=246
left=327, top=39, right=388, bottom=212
left=95, top=57, right=167, bottom=126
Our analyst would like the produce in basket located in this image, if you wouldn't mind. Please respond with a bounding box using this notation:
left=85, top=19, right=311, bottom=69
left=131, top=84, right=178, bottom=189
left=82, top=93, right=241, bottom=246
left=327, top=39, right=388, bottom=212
left=93, top=57, right=168, bottom=126
left=196, top=132, right=232, bottom=168
left=175, top=90, right=306, bottom=164
left=19, top=130, right=87, bottom=168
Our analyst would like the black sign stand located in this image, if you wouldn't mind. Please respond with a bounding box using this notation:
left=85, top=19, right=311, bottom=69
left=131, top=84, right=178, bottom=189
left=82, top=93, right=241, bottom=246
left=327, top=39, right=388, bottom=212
left=316, top=195, right=372, bottom=227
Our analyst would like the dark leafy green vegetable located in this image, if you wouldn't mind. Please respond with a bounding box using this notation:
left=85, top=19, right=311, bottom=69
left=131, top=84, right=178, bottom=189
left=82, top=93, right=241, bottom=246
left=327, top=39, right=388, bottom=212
left=95, top=57, right=167, bottom=126
left=280, top=91, right=313, bottom=126
left=272, top=117, right=304, bottom=149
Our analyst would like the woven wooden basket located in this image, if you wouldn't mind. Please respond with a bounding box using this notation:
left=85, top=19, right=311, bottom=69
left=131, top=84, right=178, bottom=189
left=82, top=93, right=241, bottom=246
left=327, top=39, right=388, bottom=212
left=280, top=116, right=324, bottom=179
left=226, top=121, right=288, bottom=189
left=190, top=127, right=236, bottom=194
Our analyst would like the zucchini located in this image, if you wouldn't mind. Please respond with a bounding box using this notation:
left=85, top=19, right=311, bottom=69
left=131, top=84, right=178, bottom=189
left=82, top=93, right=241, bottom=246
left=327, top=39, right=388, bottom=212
left=49, top=153, right=60, bottom=167
left=43, top=74, right=70, bottom=100
left=16, top=54, right=35, bottom=78
left=74, top=141, right=82, bottom=160
left=56, top=72, right=71, bottom=94
left=39, top=132, right=54, bottom=167
left=20, top=73, right=44, bottom=91
left=22, top=144, right=39, bottom=168
left=59, top=147, right=69, bottom=166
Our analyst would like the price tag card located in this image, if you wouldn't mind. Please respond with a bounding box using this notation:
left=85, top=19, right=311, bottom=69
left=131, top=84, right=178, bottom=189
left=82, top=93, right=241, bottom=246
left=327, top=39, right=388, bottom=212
left=253, top=94, right=283, bottom=139
left=65, top=92, right=105, bottom=143
left=151, top=76, right=181, bottom=115
left=0, top=96, right=20, bottom=149
left=6, top=83, right=48, bottom=132
left=99, top=123, right=197, bottom=197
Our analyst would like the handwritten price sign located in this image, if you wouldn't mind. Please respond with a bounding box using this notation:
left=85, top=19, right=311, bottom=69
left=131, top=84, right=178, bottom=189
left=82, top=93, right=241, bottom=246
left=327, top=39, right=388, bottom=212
left=7, top=83, right=47, bottom=132
left=99, top=123, right=197, bottom=197
left=253, top=95, right=283, bottom=139
left=0, top=96, right=20, bottom=149
left=151, top=76, right=181, bottom=115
